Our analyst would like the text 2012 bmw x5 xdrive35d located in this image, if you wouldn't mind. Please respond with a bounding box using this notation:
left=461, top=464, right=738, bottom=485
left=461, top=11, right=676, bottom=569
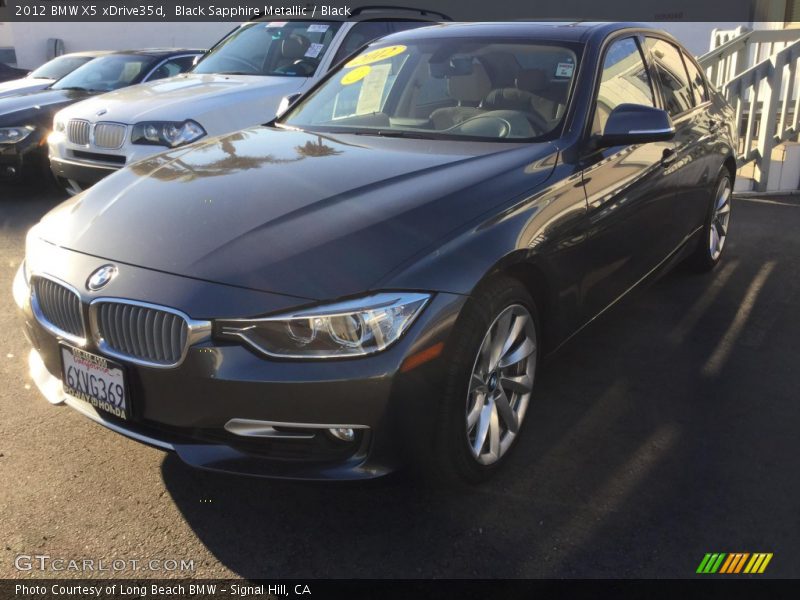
left=16, top=22, right=735, bottom=483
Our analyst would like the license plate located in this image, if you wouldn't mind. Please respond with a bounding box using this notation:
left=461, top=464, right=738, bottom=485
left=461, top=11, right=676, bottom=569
left=60, top=345, right=129, bottom=420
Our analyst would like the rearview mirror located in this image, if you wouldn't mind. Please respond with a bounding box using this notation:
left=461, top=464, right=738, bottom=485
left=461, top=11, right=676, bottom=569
left=596, top=104, right=675, bottom=148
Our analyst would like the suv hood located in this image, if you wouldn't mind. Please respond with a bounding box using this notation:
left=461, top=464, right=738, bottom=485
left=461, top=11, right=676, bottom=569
left=35, top=126, right=557, bottom=301
left=53, top=73, right=307, bottom=133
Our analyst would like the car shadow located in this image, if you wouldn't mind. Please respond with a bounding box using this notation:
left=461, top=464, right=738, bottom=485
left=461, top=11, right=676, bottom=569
left=160, top=198, right=800, bottom=578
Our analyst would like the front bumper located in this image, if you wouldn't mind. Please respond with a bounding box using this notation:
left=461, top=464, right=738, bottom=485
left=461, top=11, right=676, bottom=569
left=17, top=249, right=466, bottom=480
left=48, top=130, right=161, bottom=187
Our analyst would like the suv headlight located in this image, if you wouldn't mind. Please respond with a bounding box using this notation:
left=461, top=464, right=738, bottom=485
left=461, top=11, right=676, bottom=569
left=0, top=126, right=34, bottom=144
left=131, top=120, right=206, bottom=148
left=217, top=292, right=430, bottom=359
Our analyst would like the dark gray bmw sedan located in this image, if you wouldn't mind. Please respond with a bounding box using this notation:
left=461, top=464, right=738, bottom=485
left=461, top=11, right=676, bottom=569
left=15, top=22, right=736, bottom=482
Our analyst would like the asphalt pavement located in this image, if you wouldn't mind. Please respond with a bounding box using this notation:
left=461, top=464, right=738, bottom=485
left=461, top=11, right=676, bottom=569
left=1, top=184, right=799, bottom=579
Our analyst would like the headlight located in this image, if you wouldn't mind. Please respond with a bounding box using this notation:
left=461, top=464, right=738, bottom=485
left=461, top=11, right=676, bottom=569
left=0, top=126, right=34, bottom=144
left=12, top=260, right=30, bottom=309
left=131, top=120, right=206, bottom=147
left=217, top=292, right=431, bottom=359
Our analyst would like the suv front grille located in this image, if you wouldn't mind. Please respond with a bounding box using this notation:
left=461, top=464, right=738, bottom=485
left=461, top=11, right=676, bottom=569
left=67, top=119, right=91, bottom=145
left=94, top=123, right=126, bottom=149
left=32, top=277, right=84, bottom=341
left=95, top=301, right=189, bottom=367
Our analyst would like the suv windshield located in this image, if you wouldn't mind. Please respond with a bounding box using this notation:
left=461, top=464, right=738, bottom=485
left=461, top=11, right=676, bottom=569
left=281, top=38, right=580, bottom=141
left=29, top=55, right=94, bottom=80
left=52, top=54, right=155, bottom=92
left=193, top=21, right=343, bottom=77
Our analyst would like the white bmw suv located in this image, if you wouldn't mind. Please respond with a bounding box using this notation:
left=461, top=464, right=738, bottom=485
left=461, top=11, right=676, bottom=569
left=48, top=9, right=445, bottom=193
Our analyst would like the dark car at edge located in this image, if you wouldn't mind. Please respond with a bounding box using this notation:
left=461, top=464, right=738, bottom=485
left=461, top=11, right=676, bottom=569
left=15, top=22, right=736, bottom=483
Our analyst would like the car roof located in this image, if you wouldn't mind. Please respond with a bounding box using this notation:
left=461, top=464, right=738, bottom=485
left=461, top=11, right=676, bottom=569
left=100, top=49, right=205, bottom=59
left=376, top=21, right=671, bottom=45
left=250, top=4, right=450, bottom=23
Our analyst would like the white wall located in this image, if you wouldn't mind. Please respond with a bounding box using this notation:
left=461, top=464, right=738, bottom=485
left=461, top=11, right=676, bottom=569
left=9, top=22, right=235, bottom=68
left=0, top=21, right=14, bottom=50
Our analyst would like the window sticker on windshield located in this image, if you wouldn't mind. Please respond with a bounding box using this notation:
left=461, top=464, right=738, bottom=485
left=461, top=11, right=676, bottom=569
left=341, top=65, right=372, bottom=85
left=266, top=21, right=287, bottom=28
left=305, top=43, right=325, bottom=59
left=345, top=45, right=407, bottom=68
left=356, top=63, right=391, bottom=114
left=555, top=62, right=574, bottom=78
left=307, top=24, right=330, bottom=33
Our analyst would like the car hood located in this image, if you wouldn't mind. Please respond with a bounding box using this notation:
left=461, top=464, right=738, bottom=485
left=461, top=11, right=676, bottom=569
left=0, top=88, right=92, bottom=126
left=0, top=78, right=53, bottom=99
left=53, top=73, right=307, bottom=131
left=35, top=126, right=557, bottom=301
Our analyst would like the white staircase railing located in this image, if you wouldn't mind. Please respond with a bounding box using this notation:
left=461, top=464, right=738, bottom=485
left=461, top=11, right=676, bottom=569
left=698, top=27, right=800, bottom=191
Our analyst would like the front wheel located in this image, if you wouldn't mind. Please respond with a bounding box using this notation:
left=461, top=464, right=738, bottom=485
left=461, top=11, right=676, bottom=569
left=689, top=173, right=732, bottom=272
left=431, top=277, right=539, bottom=484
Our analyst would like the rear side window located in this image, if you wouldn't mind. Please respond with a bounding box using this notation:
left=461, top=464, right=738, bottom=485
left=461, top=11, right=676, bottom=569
left=645, top=38, right=694, bottom=117
left=592, top=37, right=655, bottom=136
left=682, top=52, right=708, bottom=105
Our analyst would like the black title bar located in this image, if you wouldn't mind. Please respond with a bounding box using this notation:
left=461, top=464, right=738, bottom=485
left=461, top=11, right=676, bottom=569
left=1, top=0, right=758, bottom=22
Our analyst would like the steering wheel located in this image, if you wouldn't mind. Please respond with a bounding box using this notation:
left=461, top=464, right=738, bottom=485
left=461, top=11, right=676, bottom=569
left=223, top=55, right=261, bottom=74
left=287, top=58, right=318, bottom=76
left=447, top=115, right=512, bottom=138
left=522, top=111, right=551, bottom=136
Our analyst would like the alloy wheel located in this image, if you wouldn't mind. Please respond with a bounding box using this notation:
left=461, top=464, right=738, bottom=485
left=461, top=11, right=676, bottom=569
left=466, top=304, right=537, bottom=465
left=709, top=178, right=732, bottom=261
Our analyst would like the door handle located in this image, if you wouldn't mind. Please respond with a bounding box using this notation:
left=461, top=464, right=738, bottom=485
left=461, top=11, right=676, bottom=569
left=661, top=148, right=678, bottom=167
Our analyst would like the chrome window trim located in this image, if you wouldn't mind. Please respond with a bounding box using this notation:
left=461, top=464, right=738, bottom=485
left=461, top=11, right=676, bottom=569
left=142, top=53, right=203, bottom=82
left=30, top=272, right=88, bottom=347
left=88, top=297, right=211, bottom=369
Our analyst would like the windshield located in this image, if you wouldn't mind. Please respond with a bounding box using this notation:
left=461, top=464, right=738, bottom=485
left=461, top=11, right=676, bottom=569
left=52, top=54, right=155, bottom=92
left=193, top=21, right=343, bottom=77
left=281, top=38, right=580, bottom=141
left=30, top=55, right=94, bottom=80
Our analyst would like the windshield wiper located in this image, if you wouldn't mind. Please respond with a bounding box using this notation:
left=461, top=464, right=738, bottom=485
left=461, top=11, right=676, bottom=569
left=56, top=86, right=91, bottom=92
left=352, top=129, right=442, bottom=140
left=216, top=71, right=257, bottom=76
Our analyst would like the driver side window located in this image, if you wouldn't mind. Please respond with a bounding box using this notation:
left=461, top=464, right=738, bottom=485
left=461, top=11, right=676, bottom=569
left=592, top=37, right=655, bottom=136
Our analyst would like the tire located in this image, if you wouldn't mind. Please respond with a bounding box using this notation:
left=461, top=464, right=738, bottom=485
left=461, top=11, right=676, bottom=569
left=430, top=276, right=540, bottom=485
left=689, top=172, right=732, bottom=272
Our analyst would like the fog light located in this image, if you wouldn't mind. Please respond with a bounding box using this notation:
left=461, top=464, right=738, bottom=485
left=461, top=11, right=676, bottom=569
left=328, top=427, right=355, bottom=442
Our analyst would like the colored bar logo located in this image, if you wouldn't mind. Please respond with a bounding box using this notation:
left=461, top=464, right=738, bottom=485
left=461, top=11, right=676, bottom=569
left=696, top=553, right=773, bottom=574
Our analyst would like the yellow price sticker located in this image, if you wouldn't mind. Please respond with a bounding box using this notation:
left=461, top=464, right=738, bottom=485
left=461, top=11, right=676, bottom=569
left=340, top=65, right=372, bottom=85
left=345, top=45, right=407, bottom=68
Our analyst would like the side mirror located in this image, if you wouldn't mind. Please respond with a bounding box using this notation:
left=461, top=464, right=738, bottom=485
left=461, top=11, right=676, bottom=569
left=596, top=103, right=675, bottom=148
left=276, top=92, right=303, bottom=117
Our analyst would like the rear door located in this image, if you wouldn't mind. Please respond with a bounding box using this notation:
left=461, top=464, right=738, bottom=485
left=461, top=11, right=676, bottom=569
left=643, top=37, right=713, bottom=245
left=579, top=35, right=678, bottom=321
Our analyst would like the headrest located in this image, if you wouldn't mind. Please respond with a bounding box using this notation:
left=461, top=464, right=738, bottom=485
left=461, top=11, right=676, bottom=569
left=447, top=62, right=491, bottom=103
left=282, top=35, right=311, bottom=60
left=516, top=69, right=547, bottom=93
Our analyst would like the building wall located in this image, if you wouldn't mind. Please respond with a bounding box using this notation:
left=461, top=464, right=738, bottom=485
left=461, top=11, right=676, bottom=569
left=9, top=22, right=235, bottom=68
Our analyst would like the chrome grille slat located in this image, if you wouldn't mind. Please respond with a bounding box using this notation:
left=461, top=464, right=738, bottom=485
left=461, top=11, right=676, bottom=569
left=95, top=302, right=190, bottom=367
left=33, top=278, right=84, bottom=340
left=67, top=119, right=91, bottom=145
left=94, top=123, right=126, bottom=149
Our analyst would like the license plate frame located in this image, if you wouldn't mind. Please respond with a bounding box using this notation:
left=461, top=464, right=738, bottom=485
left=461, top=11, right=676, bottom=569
left=59, top=344, right=130, bottom=420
